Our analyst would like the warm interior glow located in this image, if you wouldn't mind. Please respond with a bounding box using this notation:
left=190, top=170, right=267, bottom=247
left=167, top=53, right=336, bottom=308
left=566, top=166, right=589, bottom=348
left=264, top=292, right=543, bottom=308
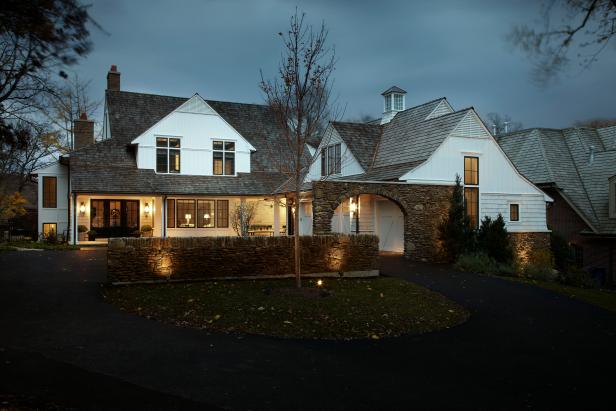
left=185, top=213, right=192, bottom=223
left=203, top=213, right=210, bottom=219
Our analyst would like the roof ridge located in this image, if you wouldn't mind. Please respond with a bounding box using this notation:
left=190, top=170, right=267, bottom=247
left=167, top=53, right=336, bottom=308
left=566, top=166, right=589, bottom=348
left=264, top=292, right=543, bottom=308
left=107, top=89, right=269, bottom=109
left=396, top=97, right=447, bottom=115
left=532, top=129, right=555, bottom=184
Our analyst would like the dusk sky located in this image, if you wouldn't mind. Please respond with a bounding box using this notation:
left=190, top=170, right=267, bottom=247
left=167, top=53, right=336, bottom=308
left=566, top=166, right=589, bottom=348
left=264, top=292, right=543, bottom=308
left=77, top=0, right=616, bottom=129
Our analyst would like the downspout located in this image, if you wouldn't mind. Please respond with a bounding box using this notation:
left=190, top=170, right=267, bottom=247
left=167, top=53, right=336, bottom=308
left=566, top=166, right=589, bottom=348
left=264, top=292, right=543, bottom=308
left=72, top=193, right=77, bottom=245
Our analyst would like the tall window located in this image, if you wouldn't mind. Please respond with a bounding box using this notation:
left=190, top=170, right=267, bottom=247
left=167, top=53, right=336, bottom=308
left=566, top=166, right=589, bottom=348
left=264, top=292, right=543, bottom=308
left=464, top=157, right=479, bottom=228
left=510, top=204, right=519, bottom=221
left=42, top=176, right=57, bottom=208
left=216, top=200, right=229, bottom=228
left=213, top=141, right=235, bottom=175
left=393, top=93, right=403, bottom=111
left=176, top=199, right=196, bottom=228
left=156, top=137, right=180, bottom=173
left=321, top=143, right=341, bottom=176
left=166, top=199, right=175, bottom=228
left=384, top=94, right=392, bottom=111
left=197, top=200, right=215, bottom=228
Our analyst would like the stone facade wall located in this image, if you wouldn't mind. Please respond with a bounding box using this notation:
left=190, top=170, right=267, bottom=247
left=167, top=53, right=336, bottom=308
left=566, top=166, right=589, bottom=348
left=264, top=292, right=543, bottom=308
left=311, top=181, right=453, bottom=262
left=107, top=234, right=379, bottom=283
left=509, top=232, right=551, bottom=264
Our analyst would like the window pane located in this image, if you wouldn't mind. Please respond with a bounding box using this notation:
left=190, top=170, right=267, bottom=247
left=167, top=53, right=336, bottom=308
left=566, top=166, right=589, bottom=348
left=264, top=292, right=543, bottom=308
left=42, top=223, right=57, bottom=237
left=464, top=187, right=479, bottom=228
left=213, top=151, right=223, bottom=175
left=328, top=146, right=336, bottom=175
left=109, top=200, right=121, bottom=227
left=156, top=138, right=168, bottom=147
left=91, top=200, right=105, bottom=228
left=166, top=199, right=175, bottom=228
left=169, top=149, right=180, bottom=173
left=176, top=200, right=196, bottom=228
left=216, top=200, right=229, bottom=228
left=43, top=176, right=57, bottom=208
left=224, top=141, right=235, bottom=151
left=126, top=201, right=139, bottom=229
left=225, top=152, right=235, bottom=175
left=464, top=157, right=478, bottom=185
left=385, top=94, right=392, bottom=111
left=510, top=204, right=519, bottom=221
left=197, top=200, right=215, bottom=228
left=394, top=94, right=403, bottom=111
left=334, top=144, right=341, bottom=174
left=169, top=138, right=180, bottom=148
left=213, top=141, right=223, bottom=151
left=156, top=149, right=168, bottom=173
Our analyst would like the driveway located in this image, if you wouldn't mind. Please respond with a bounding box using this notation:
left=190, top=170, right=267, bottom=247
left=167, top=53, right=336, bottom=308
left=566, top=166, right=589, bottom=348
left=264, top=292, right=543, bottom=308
left=1, top=250, right=615, bottom=410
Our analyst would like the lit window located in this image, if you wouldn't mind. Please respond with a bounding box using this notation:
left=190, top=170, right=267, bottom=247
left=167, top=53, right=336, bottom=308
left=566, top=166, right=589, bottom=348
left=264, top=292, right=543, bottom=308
left=321, top=143, right=341, bottom=176
left=197, top=200, right=215, bottom=228
left=156, top=137, right=181, bottom=173
left=464, top=157, right=479, bottom=185
left=42, top=223, right=57, bottom=237
left=510, top=204, right=519, bottom=221
left=176, top=199, right=196, bottom=228
left=216, top=200, right=229, bottom=228
left=393, top=94, right=403, bottom=111
left=213, top=141, right=235, bottom=175
left=42, top=176, right=57, bottom=208
left=464, top=187, right=479, bottom=228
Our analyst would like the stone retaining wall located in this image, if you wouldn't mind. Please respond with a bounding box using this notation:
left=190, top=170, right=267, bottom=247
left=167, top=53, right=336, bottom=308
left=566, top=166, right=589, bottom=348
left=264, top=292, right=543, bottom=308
left=509, top=232, right=551, bottom=264
left=107, top=234, right=379, bottom=284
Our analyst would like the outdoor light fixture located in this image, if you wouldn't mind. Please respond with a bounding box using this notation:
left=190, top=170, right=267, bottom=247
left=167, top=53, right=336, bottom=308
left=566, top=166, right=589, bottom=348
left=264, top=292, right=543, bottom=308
left=349, top=200, right=357, bottom=213
left=79, top=202, right=86, bottom=216
left=144, top=202, right=150, bottom=216
left=317, top=279, right=323, bottom=287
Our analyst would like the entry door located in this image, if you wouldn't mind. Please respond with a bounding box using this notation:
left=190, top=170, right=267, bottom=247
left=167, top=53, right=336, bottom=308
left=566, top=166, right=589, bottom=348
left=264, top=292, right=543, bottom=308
left=376, top=200, right=404, bottom=253
left=90, top=200, right=140, bottom=237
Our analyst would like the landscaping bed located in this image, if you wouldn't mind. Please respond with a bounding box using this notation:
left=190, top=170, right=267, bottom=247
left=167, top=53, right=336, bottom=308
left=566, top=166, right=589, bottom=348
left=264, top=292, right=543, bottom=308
left=102, top=277, right=469, bottom=340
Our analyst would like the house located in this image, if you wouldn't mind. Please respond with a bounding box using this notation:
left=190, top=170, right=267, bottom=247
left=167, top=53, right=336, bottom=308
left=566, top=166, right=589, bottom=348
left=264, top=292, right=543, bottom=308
left=298, top=87, right=552, bottom=262
left=497, top=126, right=616, bottom=283
left=37, top=66, right=552, bottom=263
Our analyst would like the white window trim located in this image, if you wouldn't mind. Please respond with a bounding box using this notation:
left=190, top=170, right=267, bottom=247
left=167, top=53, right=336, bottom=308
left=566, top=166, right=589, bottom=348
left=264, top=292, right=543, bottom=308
left=155, top=135, right=182, bottom=174
left=212, top=139, right=237, bottom=177
left=508, top=202, right=521, bottom=222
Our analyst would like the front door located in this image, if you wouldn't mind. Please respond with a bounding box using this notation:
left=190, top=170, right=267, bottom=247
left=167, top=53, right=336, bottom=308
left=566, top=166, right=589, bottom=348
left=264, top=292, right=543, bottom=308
left=90, top=200, right=140, bottom=237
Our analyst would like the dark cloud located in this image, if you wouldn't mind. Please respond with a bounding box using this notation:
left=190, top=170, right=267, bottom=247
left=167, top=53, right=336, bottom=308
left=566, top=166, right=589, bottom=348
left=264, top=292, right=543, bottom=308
left=78, top=0, right=616, bottom=128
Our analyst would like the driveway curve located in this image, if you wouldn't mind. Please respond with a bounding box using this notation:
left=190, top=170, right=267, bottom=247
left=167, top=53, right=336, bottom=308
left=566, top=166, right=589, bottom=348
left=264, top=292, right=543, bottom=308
left=1, top=250, right=615, bottom=410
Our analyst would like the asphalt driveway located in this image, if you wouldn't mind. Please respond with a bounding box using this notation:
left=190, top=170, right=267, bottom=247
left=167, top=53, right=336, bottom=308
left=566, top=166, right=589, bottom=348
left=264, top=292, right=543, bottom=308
left=1, top=249, right=615, bottom=410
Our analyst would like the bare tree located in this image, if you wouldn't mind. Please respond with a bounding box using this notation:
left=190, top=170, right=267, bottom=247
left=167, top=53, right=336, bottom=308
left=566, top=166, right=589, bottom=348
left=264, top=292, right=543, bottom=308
left=483, top=112, right=523, bottom=136
left=573, top=117, right=616, bottom=127
left=231, top=201, right=258, bottom=237
left=260, top=10, right=337, bottom=288
left=509, top=0, right=616, bottom=84
left=46, top=73, right=102, bottom=149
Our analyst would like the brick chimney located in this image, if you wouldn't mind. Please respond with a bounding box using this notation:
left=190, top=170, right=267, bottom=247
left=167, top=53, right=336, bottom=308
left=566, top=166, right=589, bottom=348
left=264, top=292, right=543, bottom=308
left=73, top=112, right=95, bottom=150
left=106, top=64, right=120, bottom=91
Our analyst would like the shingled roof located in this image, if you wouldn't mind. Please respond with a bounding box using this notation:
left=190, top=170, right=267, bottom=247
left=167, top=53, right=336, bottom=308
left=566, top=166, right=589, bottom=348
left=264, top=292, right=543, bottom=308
left=330, top=122, right=383, bottom=170
left=70, top=90, right=288, bottom=195
left=497, top=126, right=616, bottom=235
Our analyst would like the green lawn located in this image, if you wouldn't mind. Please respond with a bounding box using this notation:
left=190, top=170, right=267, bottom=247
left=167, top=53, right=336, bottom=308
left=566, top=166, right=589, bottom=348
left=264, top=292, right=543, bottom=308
left=0, top=241, right=79, bottom=251
left=102, top=277, right=469, bottom=340
left=509, top=277, right=616, bottom=313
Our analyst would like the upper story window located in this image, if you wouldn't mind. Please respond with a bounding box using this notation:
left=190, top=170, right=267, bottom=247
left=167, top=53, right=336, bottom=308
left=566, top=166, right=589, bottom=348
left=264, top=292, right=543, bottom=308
left=510, top=204, right=519, bottom=221
left=321, top=143, right=341, bottom=176
left=463, top=156, right=479, bottom=228
left=156, top=137, right=180, bottom=173
left=213, top=141, right=235, bottom=175
left=42, top=176, right=57, bottom=208
left=384, top=94, right=392, bottom=111
left=393, top=94, right=404, bottom=111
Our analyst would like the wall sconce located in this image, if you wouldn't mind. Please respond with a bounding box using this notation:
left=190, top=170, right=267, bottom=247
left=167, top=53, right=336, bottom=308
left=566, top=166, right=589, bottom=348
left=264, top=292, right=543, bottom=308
left=349, top=199, right=357, bottom=213
left=144, top=202, right=150, bottom=217
left=79, top=202, right=86, bottom=216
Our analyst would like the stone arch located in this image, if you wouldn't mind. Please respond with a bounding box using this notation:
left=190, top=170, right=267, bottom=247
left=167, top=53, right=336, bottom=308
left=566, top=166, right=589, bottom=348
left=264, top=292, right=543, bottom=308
left=311, top=180, right=453, bottom=261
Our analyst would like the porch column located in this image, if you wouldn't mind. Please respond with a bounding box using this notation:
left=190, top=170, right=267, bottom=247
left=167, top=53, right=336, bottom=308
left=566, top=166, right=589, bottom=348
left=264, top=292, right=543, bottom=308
left=161, top=196, right=167, bottom=238
left=273, top=196, right=280, bottom=236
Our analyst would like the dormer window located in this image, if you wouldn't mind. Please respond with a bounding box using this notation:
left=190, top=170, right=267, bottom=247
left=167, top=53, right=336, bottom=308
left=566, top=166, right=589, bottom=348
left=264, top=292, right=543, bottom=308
left=213, top=140, right=235, bottom=175
left=156, top=137, right=180, bottom=173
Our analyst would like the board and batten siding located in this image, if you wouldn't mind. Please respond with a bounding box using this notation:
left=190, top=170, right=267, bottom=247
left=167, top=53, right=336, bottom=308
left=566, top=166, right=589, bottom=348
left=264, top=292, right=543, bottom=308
left=401, top=110, right=550, bottom=233
left=132, top=95, right=253, bottom=176
left=37, top=161, right=69, bottom=238
left=305, top=125, right=364, bottom=181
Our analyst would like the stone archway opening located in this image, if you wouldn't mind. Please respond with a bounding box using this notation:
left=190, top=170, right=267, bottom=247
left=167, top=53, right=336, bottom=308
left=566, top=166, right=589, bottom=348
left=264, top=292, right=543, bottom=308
left=330, top=194, right=405, bottom=254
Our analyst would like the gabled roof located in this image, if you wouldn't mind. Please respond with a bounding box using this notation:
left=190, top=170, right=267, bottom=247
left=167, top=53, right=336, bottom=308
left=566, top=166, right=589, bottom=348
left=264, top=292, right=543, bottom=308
left=330, top=122, right=383, bottom=170
left=497, top=125, right=616, bottom=235
left=70, top=90, right=288, bottom=195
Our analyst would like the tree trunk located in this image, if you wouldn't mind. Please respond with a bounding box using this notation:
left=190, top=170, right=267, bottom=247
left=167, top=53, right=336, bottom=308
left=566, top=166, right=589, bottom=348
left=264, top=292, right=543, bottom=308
left=294, top=185, right=301, bottom=288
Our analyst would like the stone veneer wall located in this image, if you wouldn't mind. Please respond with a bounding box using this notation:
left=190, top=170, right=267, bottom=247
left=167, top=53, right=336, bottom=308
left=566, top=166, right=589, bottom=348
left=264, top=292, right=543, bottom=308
left=509, top=232, right=551, bottom=264
left=311, top=181, right=453, bottom=262
left=107, top=234, right=379, bottom=283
